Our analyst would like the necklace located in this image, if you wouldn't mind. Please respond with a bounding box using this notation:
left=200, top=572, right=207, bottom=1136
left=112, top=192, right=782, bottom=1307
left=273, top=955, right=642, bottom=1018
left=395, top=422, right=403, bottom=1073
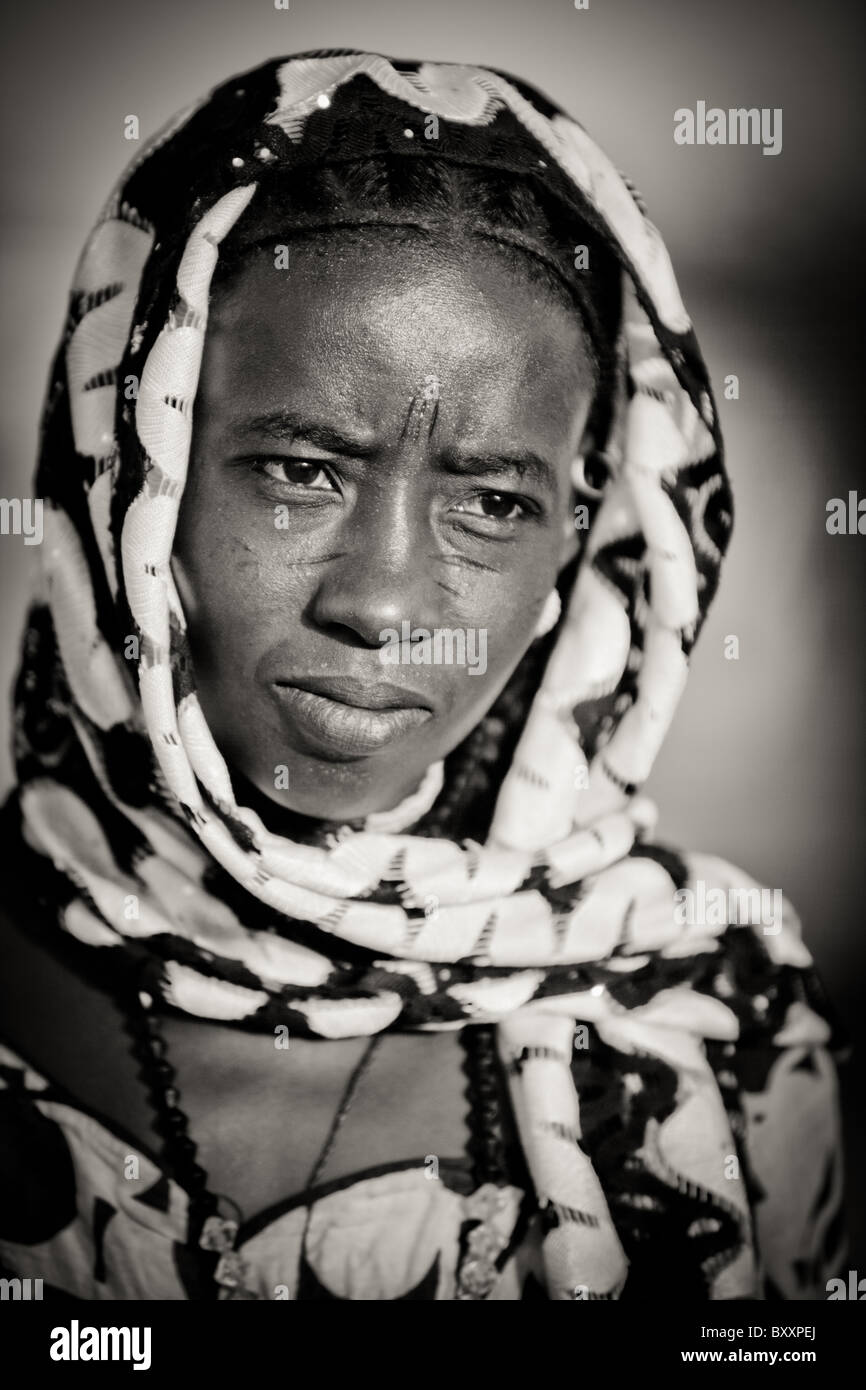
left=454, top=1022, right=516, bottom=1299
left=126, top=972, right=517, bottom=1301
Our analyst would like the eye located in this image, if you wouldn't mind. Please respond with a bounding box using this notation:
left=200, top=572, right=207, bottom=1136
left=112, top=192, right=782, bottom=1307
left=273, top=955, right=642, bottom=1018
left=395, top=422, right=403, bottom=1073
left=452, top=491, right=535, bottom=525
left=251, top=457, right=335, bottom=491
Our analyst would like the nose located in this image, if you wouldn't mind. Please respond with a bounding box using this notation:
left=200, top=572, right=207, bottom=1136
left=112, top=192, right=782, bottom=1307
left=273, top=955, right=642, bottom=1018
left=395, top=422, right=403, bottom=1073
left=308, top=479, right=443, bottom=648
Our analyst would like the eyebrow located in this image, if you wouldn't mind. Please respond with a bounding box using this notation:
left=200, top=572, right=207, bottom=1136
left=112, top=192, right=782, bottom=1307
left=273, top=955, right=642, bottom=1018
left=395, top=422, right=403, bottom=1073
left=234, top=409, right=379, bottom=458
left=233, top=408, right=558, bottom=489
left=439, top=449, right=556, bottom=490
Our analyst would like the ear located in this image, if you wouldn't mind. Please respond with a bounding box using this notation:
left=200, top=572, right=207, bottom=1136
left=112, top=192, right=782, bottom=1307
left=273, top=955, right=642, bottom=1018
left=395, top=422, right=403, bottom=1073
left=559, top=500, right=581, bottom=570
left=557, top=424, right=599, bottom=572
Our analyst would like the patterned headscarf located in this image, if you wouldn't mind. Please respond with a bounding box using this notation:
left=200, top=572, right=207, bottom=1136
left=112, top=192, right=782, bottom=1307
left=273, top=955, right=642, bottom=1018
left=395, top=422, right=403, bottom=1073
left=9, top=51, right=841, bottom=1298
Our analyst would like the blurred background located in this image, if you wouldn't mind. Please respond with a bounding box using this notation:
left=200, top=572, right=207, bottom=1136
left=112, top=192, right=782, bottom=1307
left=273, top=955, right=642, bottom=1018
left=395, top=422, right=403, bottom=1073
left=2, top=0, right=864, bottom=1273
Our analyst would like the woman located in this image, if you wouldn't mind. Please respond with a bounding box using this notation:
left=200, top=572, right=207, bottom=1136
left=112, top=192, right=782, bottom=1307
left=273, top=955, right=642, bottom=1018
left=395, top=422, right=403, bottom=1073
left=0, top=49, right=847, bottom=1301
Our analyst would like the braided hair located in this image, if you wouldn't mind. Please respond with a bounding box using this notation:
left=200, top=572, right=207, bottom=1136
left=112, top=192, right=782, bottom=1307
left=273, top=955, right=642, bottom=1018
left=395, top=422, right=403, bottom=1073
left=207, top=154, right=623, bottom=846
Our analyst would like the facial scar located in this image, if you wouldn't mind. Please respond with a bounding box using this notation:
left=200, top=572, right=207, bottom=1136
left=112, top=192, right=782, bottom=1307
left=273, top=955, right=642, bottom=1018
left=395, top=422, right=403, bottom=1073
left=400, top=374, right=440, bottom=444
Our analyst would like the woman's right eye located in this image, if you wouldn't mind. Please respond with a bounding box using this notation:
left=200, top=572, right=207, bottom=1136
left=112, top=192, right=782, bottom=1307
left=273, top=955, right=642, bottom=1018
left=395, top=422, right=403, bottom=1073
left=251, top=458, right=335, bottom=491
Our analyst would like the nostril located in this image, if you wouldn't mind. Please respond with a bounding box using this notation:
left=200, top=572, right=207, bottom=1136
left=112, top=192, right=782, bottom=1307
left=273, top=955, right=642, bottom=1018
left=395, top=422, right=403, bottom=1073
left=316, top=618, right=391, bottom=650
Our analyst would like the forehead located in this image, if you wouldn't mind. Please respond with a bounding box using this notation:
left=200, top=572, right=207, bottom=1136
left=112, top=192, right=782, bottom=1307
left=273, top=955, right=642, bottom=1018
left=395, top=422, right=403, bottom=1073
left=198, top=238, right=595, bottom=449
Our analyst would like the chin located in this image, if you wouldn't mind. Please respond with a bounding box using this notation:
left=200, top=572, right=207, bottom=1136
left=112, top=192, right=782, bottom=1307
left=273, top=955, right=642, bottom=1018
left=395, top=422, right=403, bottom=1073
left=245, top=751, right=427, bottom=824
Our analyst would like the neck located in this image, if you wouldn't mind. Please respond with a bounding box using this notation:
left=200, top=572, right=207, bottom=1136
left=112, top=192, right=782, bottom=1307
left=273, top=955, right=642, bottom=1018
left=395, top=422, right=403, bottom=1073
left=224, top=762, right=445, bottom=843
left=226, top=769, right=365, bottom=844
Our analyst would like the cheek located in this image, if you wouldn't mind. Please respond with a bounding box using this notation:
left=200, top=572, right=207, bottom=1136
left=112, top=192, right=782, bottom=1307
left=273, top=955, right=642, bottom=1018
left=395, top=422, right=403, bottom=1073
left=432, top=561, right=558, bottom=737
left=171, top=476, right=309, bottom=688
left=471, top=517, right=569, bottom=644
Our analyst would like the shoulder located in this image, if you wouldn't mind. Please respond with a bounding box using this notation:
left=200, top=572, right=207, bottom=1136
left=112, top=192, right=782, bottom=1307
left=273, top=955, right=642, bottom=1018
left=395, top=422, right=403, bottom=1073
left=0, top=895, right=155, bottom=1138
left=674, top=850, right=814, bottom=968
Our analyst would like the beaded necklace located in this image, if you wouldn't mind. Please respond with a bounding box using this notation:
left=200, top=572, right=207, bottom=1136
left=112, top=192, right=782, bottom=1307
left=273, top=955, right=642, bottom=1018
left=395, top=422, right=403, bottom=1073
left=126, top=970, right=523, bottom=1301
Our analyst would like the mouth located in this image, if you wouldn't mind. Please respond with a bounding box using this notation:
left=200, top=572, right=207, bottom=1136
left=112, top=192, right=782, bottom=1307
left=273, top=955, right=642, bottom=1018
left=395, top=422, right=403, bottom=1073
left=270, top=677, right=433, bottom=757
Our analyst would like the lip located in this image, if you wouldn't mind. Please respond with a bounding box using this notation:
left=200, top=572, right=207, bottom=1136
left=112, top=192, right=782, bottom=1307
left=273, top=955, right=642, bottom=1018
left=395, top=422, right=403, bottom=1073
left=270, top=679, right=433, bottom=757
left=280, top=675, right=432, bottom=712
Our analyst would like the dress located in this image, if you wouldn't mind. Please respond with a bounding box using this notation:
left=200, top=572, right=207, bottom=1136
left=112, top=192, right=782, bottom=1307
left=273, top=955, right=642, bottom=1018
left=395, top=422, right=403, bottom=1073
left=0, top=986, right=847, bottom=1301
left=0, top=1033, right=547, bottom=1301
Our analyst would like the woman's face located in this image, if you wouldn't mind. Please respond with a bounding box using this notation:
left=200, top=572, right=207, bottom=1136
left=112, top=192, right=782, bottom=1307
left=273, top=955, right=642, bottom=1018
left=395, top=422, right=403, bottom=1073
left=173, top=235, right=596, bottom=821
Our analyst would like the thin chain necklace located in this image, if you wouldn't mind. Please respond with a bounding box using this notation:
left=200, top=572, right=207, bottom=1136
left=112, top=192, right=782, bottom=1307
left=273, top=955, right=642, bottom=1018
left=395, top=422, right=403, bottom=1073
left=126, top=970, right=517, bottom=1300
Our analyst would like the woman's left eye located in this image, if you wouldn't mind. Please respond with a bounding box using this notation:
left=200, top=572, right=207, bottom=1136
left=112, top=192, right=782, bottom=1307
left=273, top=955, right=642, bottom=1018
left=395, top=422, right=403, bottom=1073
left=452, top=491, right=533, bottom=524
left=251, top=458, right=335, bottom=490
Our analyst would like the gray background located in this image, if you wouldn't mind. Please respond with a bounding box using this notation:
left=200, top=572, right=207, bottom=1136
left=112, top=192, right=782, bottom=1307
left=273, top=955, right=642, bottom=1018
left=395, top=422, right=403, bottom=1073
left=2, top=0, right=864, bottom=1271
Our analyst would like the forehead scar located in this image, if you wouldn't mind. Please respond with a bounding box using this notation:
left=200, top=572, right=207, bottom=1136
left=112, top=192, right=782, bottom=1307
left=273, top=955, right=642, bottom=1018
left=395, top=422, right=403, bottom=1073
left=400, top=374, right=440, bottom=444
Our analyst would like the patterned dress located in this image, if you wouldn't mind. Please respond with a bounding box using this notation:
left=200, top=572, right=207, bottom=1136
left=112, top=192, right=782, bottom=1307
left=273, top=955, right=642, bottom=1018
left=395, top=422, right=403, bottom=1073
left=0, top=1008, right=846, bottom=1301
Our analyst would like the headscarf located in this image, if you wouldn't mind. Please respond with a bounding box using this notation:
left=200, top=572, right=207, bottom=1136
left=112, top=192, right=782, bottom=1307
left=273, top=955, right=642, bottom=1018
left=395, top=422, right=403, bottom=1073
left=8, top=51, right=842, bottom=1299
